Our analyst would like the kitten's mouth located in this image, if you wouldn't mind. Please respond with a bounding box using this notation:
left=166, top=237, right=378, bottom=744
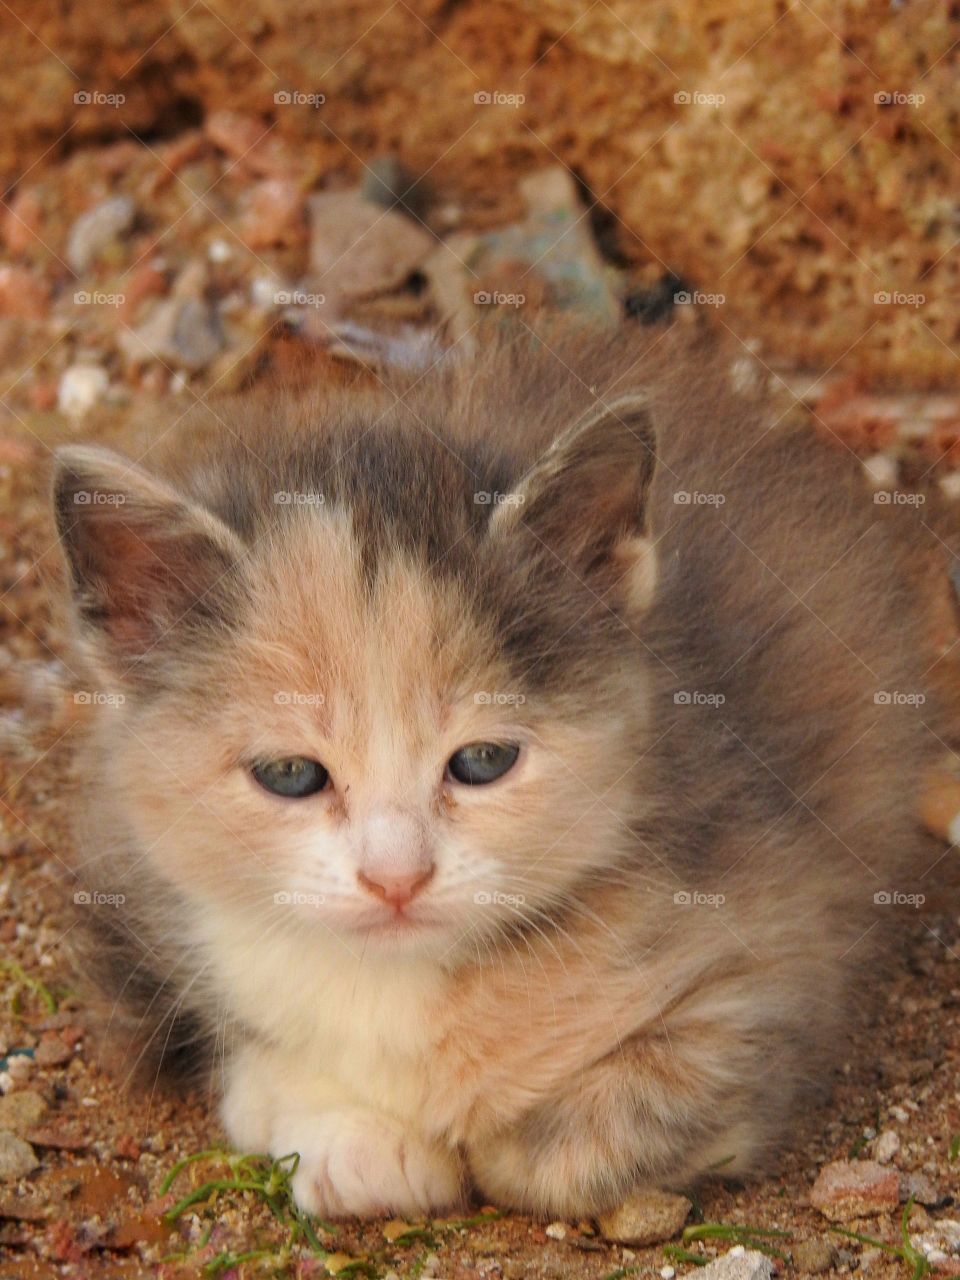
left=356, top=907, right=445, bottom=938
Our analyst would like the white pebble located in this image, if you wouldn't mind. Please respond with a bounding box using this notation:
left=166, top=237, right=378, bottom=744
left=862, top=453, right=898, bottom=489
left=251, top=274, right=283, bottom=309
left=545, top=1222, right=567, bottom=1239
left=58, top=364, right=109, bottom=418
left=873, top=1130, right=900, bottom=1163
left=889, top=1105, right=909, bottom=1122
left=730, top=1244, right=746, bottom=1257
left=661, top=1267, right=677, bottom=1279
left=939, top=471, right=960, bottom=501
left=207, top=238, right=232, bottom=263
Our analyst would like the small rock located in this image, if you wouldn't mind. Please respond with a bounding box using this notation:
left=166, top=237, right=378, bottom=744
left=810, top=1159, right=900, bottom=1220
left=661, top=1268, right=676, bottom=1280
left=120, top=296, right=224, bottom=371
left=0, top=1131, right=38, bottom=1180
left=204, top=110, right=295, bottom=178
left=307, top=190, right=434, bottom=303
left=597, top=1188, right=692, bottom=1245
left=66, top=195, right=135, bottom=272
left=697, top=1248, right=774, bottom=1280
left=34, top=1034, right=73, bottom=1067
left=2, top=187, right=44, bottom=254
left=873, top=1131, right=900, bottom=1163
left=792, top=1239, right=838, bottom=1273
left=6, top=1055, right=33, bottom=1084
left=545, top=1222, right=567, bottom=1239
left=238, top=178, right=306, bottom=248
left=58, top=365, right=109, bottom=419
left=0, top=1091, right=47, bottom=1135
left=900, top=1171, right=943, bottom=1206
left=860, top=1246, right=883, bottom=1271
left=0, top=266, right=49, bottom=320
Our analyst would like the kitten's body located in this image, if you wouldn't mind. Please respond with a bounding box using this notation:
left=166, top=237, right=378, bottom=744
left=54, top=327, right=946, bottom=1216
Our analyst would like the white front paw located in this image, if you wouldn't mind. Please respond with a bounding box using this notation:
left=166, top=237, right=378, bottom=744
left=273, top=1109, right=462, bottom=1219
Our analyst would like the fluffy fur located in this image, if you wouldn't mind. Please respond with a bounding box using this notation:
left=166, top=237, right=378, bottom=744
left=52, top=324, right=947, bottom=1217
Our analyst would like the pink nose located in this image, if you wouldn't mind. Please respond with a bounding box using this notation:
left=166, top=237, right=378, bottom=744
left=357, top=866, right=435, bottom=909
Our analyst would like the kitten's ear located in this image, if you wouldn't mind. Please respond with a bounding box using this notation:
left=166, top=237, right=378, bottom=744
left=52, top=445, right=245, bottom=674
left=490, top=393, right=659, bottom=610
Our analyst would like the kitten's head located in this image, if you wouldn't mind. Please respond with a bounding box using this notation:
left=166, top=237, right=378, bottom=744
left=53, top=393, right=661, bottom=962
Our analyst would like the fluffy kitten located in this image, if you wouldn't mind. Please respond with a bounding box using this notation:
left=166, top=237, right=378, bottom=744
left=52, top=326, right=946, bottom=1218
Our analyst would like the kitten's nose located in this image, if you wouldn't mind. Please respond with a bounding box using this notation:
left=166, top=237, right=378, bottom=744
left=357, top=866, right=435, bottom=908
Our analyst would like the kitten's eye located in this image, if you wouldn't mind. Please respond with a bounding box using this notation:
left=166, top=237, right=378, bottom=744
left=446, top=742, right=520, bottom=786
left=252, top=757, right=329, bottom=798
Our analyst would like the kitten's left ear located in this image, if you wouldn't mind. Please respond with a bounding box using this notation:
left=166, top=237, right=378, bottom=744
left=489, top=393, right=659, bottom=611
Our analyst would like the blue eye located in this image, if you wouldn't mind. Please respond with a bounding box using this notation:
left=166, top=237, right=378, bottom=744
left=252, top=757, right=329, bottom=798
left=446, top=742, right=520, bottom=786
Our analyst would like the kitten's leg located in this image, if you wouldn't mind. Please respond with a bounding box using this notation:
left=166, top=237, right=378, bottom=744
left=464, top=1031, right=770, bottom=1216
left=222, top=1041, right=463, bottom=1218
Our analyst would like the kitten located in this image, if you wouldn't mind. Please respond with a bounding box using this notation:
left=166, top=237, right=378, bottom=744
left=52, top=325, right=946, bottom=1218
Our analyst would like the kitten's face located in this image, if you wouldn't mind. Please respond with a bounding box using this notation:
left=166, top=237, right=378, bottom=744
left=55, top=391, right=659, bottom=963
left=109, top=510, right=644, bottom=960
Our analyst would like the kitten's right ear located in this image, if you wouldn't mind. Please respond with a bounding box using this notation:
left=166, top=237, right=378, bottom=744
left=53, top=445, right=245, bottom=675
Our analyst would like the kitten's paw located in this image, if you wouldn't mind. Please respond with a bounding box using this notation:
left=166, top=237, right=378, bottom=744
left=275, top=1109, right=463, bottom=1219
